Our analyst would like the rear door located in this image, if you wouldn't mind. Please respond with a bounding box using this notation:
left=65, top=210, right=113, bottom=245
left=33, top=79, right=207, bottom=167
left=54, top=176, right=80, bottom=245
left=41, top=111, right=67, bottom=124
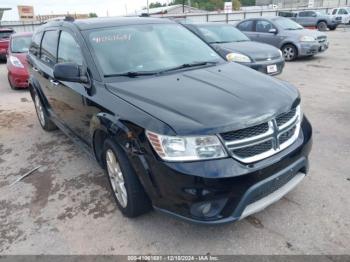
left=236, top=20, right=256, bottom=40
left=32, top=29, right=59, bottom=117
left=297, top=11, right=315, bottom=26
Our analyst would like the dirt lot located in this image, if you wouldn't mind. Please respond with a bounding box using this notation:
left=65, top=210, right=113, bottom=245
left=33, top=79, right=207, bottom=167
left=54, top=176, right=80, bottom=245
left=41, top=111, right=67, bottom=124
left=0, top=28, right=349, bottom=255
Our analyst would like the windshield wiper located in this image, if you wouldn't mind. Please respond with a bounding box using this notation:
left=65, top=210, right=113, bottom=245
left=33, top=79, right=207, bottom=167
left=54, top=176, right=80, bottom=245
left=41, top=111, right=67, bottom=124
left=159, top=61, right=218, bottom=74
left=104, top=71, right=158, bottom=78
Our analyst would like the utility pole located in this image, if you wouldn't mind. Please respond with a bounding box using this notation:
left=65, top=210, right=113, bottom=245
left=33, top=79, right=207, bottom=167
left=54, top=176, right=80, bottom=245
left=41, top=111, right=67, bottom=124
left=147, top=0, right=149, bottom=14
left=183, top=0, right=185, bottom=13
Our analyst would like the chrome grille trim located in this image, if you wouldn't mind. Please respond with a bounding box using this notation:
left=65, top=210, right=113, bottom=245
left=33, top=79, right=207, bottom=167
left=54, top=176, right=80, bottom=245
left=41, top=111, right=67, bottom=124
left=220, top=106, right=301, bottom=163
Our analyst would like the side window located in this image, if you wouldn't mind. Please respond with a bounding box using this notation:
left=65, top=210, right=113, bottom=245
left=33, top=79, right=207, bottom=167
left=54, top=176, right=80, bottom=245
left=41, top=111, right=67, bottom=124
left=29, top=32, right=43, bottom=56
left=332, top=9, right=338, bottom=15
left=237, top=20, right=254, bottom=32
left=256, top=20, right=274, bottom=33
left=298, top=11, right=307, bottom=17
left=57, top=31, right=84, bottom=66
left=40, top=30, right=58, bottom=67
left=339, top=9, right=348, bottom=15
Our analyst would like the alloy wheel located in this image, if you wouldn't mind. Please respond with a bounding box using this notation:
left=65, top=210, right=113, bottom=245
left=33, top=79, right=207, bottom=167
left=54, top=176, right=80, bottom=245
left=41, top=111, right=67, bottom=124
left=283, top=47, right=295, bottom=61
left=106, top=149, right=128, bottom=208
left=34, top=94, right=46, bottom=126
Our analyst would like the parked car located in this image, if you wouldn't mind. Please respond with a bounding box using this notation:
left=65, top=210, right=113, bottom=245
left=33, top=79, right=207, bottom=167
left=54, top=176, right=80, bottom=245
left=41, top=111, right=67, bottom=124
left=0, top=28, right=15, bottom=61
left=236, top=17, right=329, bottom=61
left=329, top=7, right=350, bottom=24
left=6, top=32, right=33, bottom=89
left=278, top=10, right=341, bottom=31
left=182, top=23, right=285, bottom=75
left=28, top=17, right=312, bottom=224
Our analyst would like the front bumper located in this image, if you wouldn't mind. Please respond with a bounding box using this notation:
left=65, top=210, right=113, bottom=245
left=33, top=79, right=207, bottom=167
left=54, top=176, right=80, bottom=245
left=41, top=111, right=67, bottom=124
left=243, top=58, right=285, bottom=76
left=298, top=41, right=329, bottom=56
left=7, top=67, right=30, bottom=88
left=133, top=117, right=312, bottom=224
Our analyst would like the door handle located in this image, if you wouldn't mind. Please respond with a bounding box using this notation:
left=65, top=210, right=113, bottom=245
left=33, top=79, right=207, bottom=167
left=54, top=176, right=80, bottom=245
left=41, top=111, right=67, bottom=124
left=50, top=79, right=59, bottom=86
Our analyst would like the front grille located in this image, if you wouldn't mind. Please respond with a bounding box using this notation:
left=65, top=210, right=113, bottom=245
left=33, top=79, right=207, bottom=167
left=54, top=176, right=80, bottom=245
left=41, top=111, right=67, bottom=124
left=317, top=36, right=327, bottom=43
left=247, top=171, right=297, bottom=205
left=255, top=55, right=281, bottom=62
left=276, top=108, right=296, bottom=127
left=220, top=106, right=301, bottom=163
left=279, top=126, right=296, bottom=145
left=221, top=122, right=269, bottom=141
left=232, top=140, right=273, bottom=158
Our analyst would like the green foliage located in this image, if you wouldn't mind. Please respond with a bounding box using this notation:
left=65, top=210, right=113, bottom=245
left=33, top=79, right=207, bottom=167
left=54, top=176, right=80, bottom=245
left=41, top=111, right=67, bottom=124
left=169, top=0, right=225, bottom=11
left=241, top=0, right=255, bottom=6
left=149, top=2, right=167, bottom=8
left=89, top=12, right=98, bottom=18
left=232, top=0, right=241, bottom=10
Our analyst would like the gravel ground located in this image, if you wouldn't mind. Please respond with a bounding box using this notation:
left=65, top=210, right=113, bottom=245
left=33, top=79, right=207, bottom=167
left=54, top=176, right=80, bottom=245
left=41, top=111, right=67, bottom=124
left=0, top=28, right=349, bottom=255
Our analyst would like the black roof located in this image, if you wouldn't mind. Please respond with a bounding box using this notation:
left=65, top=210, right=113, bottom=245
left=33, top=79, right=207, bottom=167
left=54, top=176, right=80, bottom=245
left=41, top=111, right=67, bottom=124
left=43, top=17, right=174, bottom=31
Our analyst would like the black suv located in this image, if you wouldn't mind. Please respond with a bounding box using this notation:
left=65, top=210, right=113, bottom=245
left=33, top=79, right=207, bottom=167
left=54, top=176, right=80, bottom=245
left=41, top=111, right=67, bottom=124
left=28, top=17, right=312, bottom=224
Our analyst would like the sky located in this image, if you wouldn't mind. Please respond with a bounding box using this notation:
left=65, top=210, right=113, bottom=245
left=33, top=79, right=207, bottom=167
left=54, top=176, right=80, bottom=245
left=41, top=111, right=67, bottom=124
left=1, top=0, right=172, bottom=20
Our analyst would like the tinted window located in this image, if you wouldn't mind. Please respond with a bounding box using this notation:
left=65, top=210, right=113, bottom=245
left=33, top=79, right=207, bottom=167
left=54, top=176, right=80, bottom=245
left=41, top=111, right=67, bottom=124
left=339, top=9, right=348, bottom=14
left=40, top=30, right=58, bottom=67
left=11, top=35, right=32, bottom=53
left=58, top=31, right=84, bottom=65
left=332, top=9, right=338, bottom=15
left=237, top=20, right=254, bottom=31
left=29, top=32, right=42, bottom=56
left=0, top=30, right=14, bottom=39
left=299, top=11, right=315, bottom=17
left=87, top=24, right=222, bottom=76
left=256, top=20, right=274, bottom=33
left=196, top=25, right=249, bottom=43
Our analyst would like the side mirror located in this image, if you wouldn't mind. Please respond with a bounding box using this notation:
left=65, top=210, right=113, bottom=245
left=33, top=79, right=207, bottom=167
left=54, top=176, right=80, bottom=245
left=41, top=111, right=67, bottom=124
left=268, top=28, right=277, bottom=34
left=53, top=62, right=88, bottom=83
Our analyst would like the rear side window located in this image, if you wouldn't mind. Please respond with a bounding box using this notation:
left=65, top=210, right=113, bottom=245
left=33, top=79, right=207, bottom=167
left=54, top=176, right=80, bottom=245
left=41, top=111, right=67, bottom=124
left=237, top=21, right=254, bottom=32
left=332, top=9, right=338, bottom=15
left=57, top=31, right=84, bottom=66
left=40, top=30, right=58, bottom=67
left=29, top=32, right=43, bottom=56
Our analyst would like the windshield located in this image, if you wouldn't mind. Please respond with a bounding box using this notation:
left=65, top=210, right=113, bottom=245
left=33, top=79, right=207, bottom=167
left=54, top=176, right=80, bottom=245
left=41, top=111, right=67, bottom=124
left=87, top=23, right=222, bottom=76
left=11, top=36, right=32, bottom=53
left=274, top=18, right=303, bottom=30
left=0, top=31, right=14, bottom=39
left=196, top=24, right=250, bottom=43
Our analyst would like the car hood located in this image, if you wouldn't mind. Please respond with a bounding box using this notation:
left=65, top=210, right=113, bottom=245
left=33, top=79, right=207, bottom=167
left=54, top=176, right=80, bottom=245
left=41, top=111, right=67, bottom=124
left=285, top=28, right=327, bottom=38
left=106, top=62, right=299, bottom=135
left=11, top=53, right=28, bottom=67
left=212, top=41, right=281, bottom=61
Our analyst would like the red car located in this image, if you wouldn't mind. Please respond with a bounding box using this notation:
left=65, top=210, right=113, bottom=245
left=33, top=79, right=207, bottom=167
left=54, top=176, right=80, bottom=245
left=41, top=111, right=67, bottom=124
left=6, top=32, right=32, bottom=89
left=0, top=28, right=15, bottom=61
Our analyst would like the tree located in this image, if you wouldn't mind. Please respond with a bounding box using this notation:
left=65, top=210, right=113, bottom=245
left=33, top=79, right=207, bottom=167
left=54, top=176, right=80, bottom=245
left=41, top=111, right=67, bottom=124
left=168, top=0, right=225, bottom=11
left=89, top=12, right=98, bottom=17
left=232, top=0, right=241, bottom=10
left=149, top=2, right=166, bottom=8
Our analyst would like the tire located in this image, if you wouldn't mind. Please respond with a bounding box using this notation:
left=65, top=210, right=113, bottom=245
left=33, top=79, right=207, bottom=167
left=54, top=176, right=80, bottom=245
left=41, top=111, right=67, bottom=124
left=103, top=138, right=152, bottom=217
left=328, top=25, right=336, bottom=31
left=8, top=73, right=16, bottom=90
left=317, top=21, right=327, bottom=31
left=33, top=92, right=57, bottom=131
left=282, top=44, right=298, bottom=61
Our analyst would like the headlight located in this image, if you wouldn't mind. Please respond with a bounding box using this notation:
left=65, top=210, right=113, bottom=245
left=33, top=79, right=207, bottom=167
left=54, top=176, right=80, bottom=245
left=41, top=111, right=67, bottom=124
left=278, top=49, right=283, bottom=57
left=9, top=55, right=24, bottom=68
left=226, top=53, right=251, bottom=63
left=300, top=36, right=316, bottom=42
left=146, top=131, right=227, bottom=161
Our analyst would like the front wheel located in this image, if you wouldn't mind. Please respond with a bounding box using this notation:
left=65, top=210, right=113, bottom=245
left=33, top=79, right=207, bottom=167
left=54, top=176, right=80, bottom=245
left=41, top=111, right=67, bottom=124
left=282, top=44, right=297, bottom=61
left=328, top=25, right=336, bottom=31
left=103, top=138, right=152, bottom=217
